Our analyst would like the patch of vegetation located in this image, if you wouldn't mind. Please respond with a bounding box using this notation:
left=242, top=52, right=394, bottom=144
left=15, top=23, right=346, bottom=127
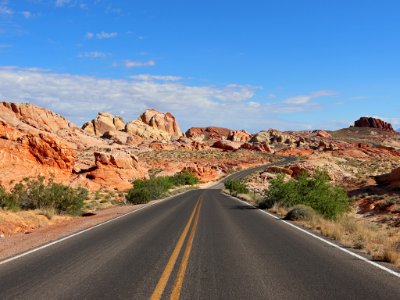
left=224, top=179, right=249, bottom=196
left=0, top=176, right=88, bottom=215
left=284, top=204, right=315, bottom=221
left=260, top=169, right=350, bottom=219
left=126, top=171, right=199, bottom=204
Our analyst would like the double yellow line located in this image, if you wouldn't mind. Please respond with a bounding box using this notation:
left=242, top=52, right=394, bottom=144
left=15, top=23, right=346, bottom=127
left=151, top=194, right=204, bottom=300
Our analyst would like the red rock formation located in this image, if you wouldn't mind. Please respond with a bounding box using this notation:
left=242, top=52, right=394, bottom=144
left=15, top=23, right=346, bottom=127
left=227, top=130, right=252, bottom=142
left=212, top=140, right=242, bottom=151
left=82, top=112, right=125, bottom=136
left=182, top=164, right=219, bottom=182
left=87, top=152, right=147, bottom=190
left=375, top=167, right=400, bottom=188
left=240, top=143, right=273, bottom=153
left=353, top=117, right=395, bottom=132
left=1, top=102, right=73, bottom=133
left=185, top=127, right=231, bottom=140
left=139, top=109, right=182, bottom=137
left=314, top=130, right=332, bottom=138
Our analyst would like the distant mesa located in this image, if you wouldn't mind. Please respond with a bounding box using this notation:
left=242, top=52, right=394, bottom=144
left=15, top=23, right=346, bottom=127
left=352, top=117, right=395, bottom=132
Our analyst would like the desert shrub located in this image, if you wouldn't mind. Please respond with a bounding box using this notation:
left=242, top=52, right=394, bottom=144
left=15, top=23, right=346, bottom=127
left=171, top=171, right=199, bottom=186
left=224, top=179, right=249, bottom=195
left=284, top=204, right=315, bottom=221
left=126, top=172, right=199, bottom=204
left=261, top=169, right=350, bottom=219
left=0, top=177, right=87, bottom=215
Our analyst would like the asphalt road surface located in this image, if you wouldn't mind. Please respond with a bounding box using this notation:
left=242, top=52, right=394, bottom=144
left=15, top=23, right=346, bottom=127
left=0, top=159, right=399, bottom=299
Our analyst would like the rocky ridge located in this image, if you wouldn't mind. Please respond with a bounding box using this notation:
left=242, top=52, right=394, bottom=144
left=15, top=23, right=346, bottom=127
left=353, top=117, right=395, bottom=132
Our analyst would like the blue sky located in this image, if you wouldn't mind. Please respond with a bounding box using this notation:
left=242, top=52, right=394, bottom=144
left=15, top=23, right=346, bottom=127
left=1, top=0, right=400, bottom=132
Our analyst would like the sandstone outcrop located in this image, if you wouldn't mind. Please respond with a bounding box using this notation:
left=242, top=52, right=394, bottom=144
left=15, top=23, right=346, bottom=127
left=250, top=129, right=296, bottom=145
left=125, top=120, right=172, bottom=141
left=139, top=109, right=182, bottom=137
left=212, top=140, right=242, bottom=151
left=314, top=130, right=332, bottom=138
left=87, top=152, right=147, bottom=190
left=375, top=167, right=400, bottom=189
left=185, top=127, right=231, bottom=141
left=227, top=130, right=251, bottom=142
left=82, top=112, right=125, bottom=136
left=1, top=102, right=73, bottom=133
left=240, top=142, right=273, bottom=153
left=353, top=117, right=395, bottom=132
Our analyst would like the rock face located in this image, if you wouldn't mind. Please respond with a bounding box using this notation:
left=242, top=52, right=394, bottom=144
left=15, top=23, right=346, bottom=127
left=251, top=129, right=296, bottom=145
left=87, top=152, right=147, bottom=190
left=139, top=109, right=182, bottom=137
left=212, top=140, right=242, bottom=151
left=1, top=102, right=74, bottom=133
left=185, top=127, right=231, bottom=141
left=375, top=167, right=400, bottom=188
left=82, top=112, right=126, bottom=136
left=353, top=117, right=395, bottom=132
left=0, top=103, right=77, bottom=186
left=125, top=120, right=172, bottom=141
left=227, top=130, right=251, bottom=142
left=314, top=130, right=332, bottom=138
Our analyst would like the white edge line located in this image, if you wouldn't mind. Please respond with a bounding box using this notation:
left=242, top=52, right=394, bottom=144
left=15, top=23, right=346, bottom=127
left=226, top=193, right=400, bottom=279
left=0, top=190, right=190, bottom=266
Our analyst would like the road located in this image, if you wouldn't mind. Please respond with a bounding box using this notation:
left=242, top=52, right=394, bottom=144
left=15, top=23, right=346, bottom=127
left=0, top=159, right=399, bottom=299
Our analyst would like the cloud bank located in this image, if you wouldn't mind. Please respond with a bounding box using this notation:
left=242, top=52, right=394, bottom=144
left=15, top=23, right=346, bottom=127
left=0, top=67, right=335, bottom=131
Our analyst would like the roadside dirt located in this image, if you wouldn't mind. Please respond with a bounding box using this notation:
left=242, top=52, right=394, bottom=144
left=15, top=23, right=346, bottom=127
left=0, top=204, right=146, bottom=261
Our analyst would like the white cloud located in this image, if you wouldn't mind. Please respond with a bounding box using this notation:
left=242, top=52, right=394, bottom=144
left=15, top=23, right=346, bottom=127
left=0, top=0, right=13, bottom=15
left=21, top=11, right=32, bottom=19
left=131, top=74, right=182, bottom=81
left=96, top=32, right=118, bottom=39
left=284, top=90, right=336, bottom=104
left=0, top=67, right=340, bottom=132
left=0, top=67, right=259, bottom=130
left=124, top=60, right=156, bottom=68
left=55, top=0, right=71, bottom=7
left=85, top=32, right=94, bottom=39
left=78, top=51, right=107, bottom=58
left=85, top=31, right=118, bottom=40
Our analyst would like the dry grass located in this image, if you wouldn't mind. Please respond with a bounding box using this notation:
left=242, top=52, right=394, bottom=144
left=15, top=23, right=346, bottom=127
left=297, top=213, right=400, bottom=267
left=0, top=209, right=71, bottom=236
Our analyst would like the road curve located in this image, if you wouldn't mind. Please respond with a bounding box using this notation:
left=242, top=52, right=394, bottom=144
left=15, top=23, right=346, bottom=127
left=0, top=160, right=399, bottom=299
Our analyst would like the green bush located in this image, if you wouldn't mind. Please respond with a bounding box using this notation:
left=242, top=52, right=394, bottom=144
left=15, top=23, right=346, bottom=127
left=224, top=179, right=249, bottom=195
left=284, top=204, right=315, bottom=221
left=261, top=169, right=350, bottom=219
left=0, top=176, right=87, bottom=215
left=126, top=171, right=199, bottom=204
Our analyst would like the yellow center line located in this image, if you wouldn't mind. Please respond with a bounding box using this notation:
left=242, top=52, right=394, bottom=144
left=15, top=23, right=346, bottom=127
left=170, top=196, right=203, bottom=300
left=150, top=195, right=202, bottom=300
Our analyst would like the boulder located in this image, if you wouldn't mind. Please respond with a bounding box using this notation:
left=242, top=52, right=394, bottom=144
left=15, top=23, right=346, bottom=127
left=315, top=130, right=332, bottom=138
left=82, top=112, right=126, bottom=136
left=227, top=130, right=251, bottom=142
left=212, top=140, right=242, bottom=151
left=185, top=127, right=231, bottom=140
left=138, top=109, right=182, bottom=137
left=240, top=142, right=273, bottom=153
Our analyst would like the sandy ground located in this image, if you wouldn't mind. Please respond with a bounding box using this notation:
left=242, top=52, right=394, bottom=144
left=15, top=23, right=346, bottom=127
left=0, top=204, right=146, bottom=261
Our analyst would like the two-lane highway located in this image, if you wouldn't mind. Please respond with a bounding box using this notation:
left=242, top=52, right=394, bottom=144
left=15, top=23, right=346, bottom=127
left=0, top=162, right=399, bottom=299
